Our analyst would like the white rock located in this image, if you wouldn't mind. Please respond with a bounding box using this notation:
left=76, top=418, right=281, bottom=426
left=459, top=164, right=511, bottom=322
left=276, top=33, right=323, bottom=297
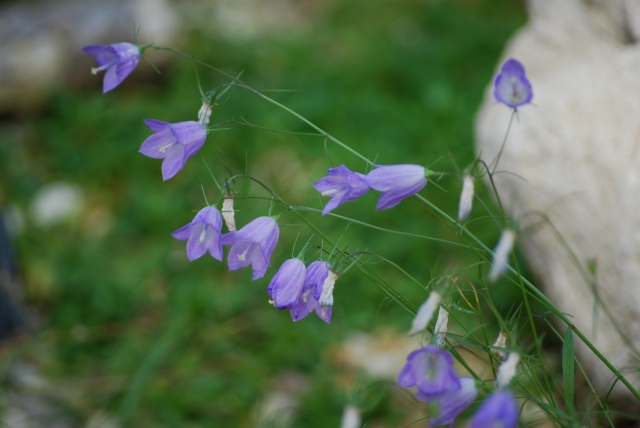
left=30, top=182, right=84, bottom=228
left=475, top=0, right=640, bottom=399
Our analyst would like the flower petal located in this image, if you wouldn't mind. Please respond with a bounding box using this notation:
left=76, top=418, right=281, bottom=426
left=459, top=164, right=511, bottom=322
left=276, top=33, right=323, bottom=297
left=139, top=128, right=175, bottom=159
left=160, top=144, right=186, bottom=180
left=171, top=223, right=191, bottom=240
left=267, top=259, right=306, bottom=309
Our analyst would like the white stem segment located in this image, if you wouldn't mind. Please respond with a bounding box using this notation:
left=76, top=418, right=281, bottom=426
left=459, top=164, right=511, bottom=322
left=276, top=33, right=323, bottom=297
left=408, top=291, right=442, bottom=336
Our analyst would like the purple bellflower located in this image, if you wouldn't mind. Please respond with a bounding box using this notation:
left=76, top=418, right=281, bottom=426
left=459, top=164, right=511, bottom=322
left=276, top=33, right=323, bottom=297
left=365, top=164, right=428, bottom=210
left=397, top=345, right=461, bottom=398
left=470, top=390, right=519, bottom=428
left=82, top=43, right=141, bottom=93
left=494, top=58, right=533, bottom=109
left=222, top=216, right=279, bottom=280
left=290, top=261, right=332, bottom=323
left=313, top=165, right=369, bottom=215
left=267, top=259, right=306, bottom=309
left=171, top=206, right=223, bottom=261
left=417, top=377, right=478, bottom=427
left=139, top=120, right=207, bottom=181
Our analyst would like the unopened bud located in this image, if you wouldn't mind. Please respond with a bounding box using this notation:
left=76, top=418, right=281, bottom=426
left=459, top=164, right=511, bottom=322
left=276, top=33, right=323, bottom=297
left=458, top=174, right=475, bottom=221
left=491, top=329, right=508, bottom=361
left=496, top=352, right=520, bottom=388
left=222, top=195, right=236, bottom=232
left=434, top=306, right=449, bottom=348
left=408, top=291, right=442, bottom=336
left=340, top=405, right=362, bottom=428
left=198, top=101, right=213, bottom=126
left=489, top=229, right=517, bottom=283
left=319, top=270, right=339, bottom=317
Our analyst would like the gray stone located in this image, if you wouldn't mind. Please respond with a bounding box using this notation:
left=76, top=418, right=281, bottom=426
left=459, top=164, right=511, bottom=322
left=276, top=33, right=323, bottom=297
left=476, top=0, right=640, bottom=401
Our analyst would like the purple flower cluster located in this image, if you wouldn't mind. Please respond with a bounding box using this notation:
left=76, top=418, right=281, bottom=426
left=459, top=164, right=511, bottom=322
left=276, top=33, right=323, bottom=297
left=314, top=163, right=429, bottom=213
left=397, top=345, right=520, bottom=427
left=83, top=42, right=210, bottom=180
left=397, top=346, right=476, bottom=426
left=268, top=259, right=334, bottom=323
left=172, top=209, right=280, bottom=279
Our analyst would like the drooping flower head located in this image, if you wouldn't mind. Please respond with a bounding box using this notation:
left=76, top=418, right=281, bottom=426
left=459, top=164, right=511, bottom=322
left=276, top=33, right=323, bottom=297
left=470, top=390, right=519, bottom=428
left=493, top=58, right=533, bottom=109
left=222, top=216, right=279, bottom=280
left=171, top=206, right=223, bottom=261
left=397, top=345, right=461, bottom=398
left=417, top=377, right=478, bottom=427
left=139, top=120, right=207, bottom=181
left=267, top=259, right=306, bottom=310
left=81, top=42, right=141, bottom=93
left=365, top=164, right=428, bottom=210
left=290, top=261, right=332, bottom=323
left=313, top=165, right=369, bottom=215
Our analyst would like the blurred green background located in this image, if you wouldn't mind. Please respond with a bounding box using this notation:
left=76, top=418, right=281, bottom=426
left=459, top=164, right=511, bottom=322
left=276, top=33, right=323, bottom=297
left=0, top=0, right=527, bottom=426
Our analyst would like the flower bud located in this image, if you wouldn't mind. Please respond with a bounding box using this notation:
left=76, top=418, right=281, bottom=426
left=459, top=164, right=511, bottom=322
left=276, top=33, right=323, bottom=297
left=340, top=405, right=361, bottom=428
left=489, top=229, right=517, bottom=283
left=496, top=352, right=520, bottom=389
left=408, top=291, right=442, bottom=336
left=434, top=306, right=449, bottom=348
left=198, top=101, right=213, bottom=126
left=222, top=195, right=236, bottom=232
left=318, top=270, right=339, bottom=319
left=458, top=174, right=475, bottom=221
left=491, top=329, right=508, bottom=361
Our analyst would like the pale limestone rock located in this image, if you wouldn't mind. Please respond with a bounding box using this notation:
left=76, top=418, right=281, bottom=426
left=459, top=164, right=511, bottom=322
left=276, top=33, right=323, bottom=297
left=476, top=0, right=640, bottom=400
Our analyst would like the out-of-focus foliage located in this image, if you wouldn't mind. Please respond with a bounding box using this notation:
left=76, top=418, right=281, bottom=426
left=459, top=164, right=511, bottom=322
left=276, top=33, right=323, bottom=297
left=0, top=0, right=527, bottom=426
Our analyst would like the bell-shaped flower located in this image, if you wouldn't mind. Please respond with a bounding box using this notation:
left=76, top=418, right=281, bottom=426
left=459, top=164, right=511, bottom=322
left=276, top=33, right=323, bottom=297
left=397, top=345, right=461, bottom=397
left=313, top=165, right=369, bottom=215
left=267, top=259, right=306, bottom=309
left=470, top=390, right=519, bottom=428
left=222, top=216, right=279, bottom=280
left=171, top=206, right=223, bottom=261
left=416, top=377, right=478, bottom=427
left=290, top=261, right=332, bottom=323
left=488, top=228, right=517, bottom=283
left=458, top=174, right=475, bottom=221
left=82, top=42, right=141, bottom=93
left=139, top=120, right=207, bottom=181
left=493, top=58, right=533, bottom=109
left=365, top=164, right=427, bottom=210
